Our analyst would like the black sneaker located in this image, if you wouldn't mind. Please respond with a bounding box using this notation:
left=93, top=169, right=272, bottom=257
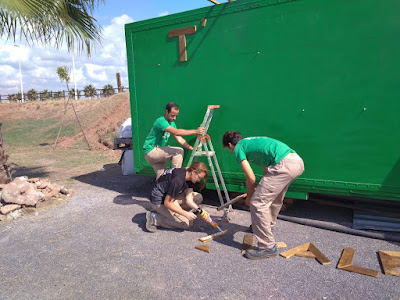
left=245, top=244, right=278, bottom=260
left=146, top=211, right=157, bottom=232
left=249, top=224, right=274, bottom=233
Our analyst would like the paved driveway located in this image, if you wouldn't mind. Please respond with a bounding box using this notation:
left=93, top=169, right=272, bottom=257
left=0, top=164, right=399, bottom=299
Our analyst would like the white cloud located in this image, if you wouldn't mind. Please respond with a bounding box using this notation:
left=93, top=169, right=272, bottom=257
left=158, top=11, right=169, bottom=17
left=0, top=14, right=134, bottom=97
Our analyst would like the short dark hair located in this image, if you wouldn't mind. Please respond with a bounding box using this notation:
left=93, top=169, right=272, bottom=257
left=166, top=102, right=179, bottom=112
left=222, top=131, right=242, bottom=147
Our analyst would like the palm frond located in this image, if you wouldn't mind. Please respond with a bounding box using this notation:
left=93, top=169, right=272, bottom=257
left=0, top=0, right=103, bottom=56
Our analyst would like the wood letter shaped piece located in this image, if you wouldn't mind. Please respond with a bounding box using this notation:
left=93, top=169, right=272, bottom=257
left=280, top=242, right=331, bottom=265
left=378, top=250, right=400, bottom=276
left=168, top=26, right=197, bottom=62
left=337, top=248, right=379, bottom=278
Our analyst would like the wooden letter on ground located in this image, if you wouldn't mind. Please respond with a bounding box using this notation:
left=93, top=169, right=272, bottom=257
left=168, top=26, right=197, bottom=62
left=337, top=248, right=379, bottom=278
left=280, top=242, right=331, bottom=265
left=379, top=250, right=400, bottom=276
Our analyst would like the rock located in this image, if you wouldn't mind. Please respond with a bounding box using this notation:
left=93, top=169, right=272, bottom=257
left=16, top=176, right=28, bottom=181
left=1, top=178, right=43, bottom=206
left=7, top=209, right=22, bottom=220
left=60, top=187, right=69, bottom=195
left=1, top=204, right=21, bottom=215
left=0, top=214, right=5, bottom=221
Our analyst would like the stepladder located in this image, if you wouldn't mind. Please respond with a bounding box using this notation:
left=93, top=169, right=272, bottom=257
left=187, top=105, right=232, bottom=220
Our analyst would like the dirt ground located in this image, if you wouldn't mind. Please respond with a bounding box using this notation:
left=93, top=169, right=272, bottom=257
left=0, top=92, right=130, bottom=153
left=0, top=93, right=131, bottom=185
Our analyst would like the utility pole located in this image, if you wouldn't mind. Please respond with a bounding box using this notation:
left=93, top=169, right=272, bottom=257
left=14, top=45, right=24, bottom=102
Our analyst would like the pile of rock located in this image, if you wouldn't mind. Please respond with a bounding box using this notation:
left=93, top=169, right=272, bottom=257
left=0, top=177, right=73, bottom=221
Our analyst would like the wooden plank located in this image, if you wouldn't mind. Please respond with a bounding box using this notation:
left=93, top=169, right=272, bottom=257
left=179, top=35, right=187, bottom=62
left=280, top=242, right=310, bottom=258
left=201, top=18, right=207, bottom=27
left=308, top=243, right=331, bottom=265
left=168, top=25, right=197, bottom=38
left=199, top=229, right=228, bottom=242
left=195, top=244, right=210, bottom=253
left=241, top=234, right=254, bottom=254
left=379, top=251, right=400, bottom=276
left=295, top=250, right=316, bottom=259
left=337, top=248, right=355, bottom=268
left=276, top=241, right=287, bottom=249
left=341, top=265, right=379, bottom=278
left=207, top=0, right=220, bottom=4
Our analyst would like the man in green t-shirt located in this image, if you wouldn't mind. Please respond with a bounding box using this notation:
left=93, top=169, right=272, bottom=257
left=222, top=131, right=304, bottom=260
left=144, top=102, right=204, bottom=179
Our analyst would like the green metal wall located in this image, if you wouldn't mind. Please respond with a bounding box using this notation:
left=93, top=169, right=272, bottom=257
left=125, top=0, right=400, bottom=201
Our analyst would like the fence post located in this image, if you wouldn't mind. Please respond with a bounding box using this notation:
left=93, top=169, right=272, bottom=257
left=116, top=73, right=122, bottom=93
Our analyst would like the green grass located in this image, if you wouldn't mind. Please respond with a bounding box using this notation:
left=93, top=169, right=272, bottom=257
left=2, top=120, right=77, bottom=147
left=1, top=119, right=118, bottom=186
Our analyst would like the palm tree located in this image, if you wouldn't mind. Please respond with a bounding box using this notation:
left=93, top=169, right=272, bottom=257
left=40, top=89, right=51, bottom=101
left=102, top=84, right=114, bottom=97
left=84, top=84, right=96, bottom=99
left=0, top=0, right=103, bottom=55
left=27, top=89, right=38, bottom=101
left=70, top=88, right=80, bottom=99
left=54, top=91, right=63, bottom=100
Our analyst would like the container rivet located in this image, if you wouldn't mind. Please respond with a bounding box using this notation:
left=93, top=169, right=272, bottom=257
left=257, top=52, right=260, bottom=54
left=363, top=108, right=367, bottom=111
left=302, top=109, right=305, bottom=112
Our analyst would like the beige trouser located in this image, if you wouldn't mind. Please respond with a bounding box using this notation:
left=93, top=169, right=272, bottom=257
left=145, top=146, right=184, bottom=179
left=250, top=153, right=305, bottom=249
left=151, top=192, right=203, bottom=230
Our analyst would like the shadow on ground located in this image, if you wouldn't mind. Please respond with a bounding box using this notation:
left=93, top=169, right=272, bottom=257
left=73, top=163, right=400, bottom=247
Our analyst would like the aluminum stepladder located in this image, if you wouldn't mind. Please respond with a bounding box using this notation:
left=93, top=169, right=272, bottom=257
left=187, top=105, right=231, bottom=220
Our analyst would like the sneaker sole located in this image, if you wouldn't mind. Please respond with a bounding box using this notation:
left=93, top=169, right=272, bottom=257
left=145, top=211, right=157, bottom=233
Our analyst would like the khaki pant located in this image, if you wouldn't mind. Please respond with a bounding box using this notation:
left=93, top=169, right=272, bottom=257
left=145, top=146, right=184, bottom=179
left=151, top=192, right=203, bottom=230
left=250, top=153, right=305, bottom=249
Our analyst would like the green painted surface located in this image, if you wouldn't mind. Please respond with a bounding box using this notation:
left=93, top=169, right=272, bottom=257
left=125, top=0, right=400, bottom=201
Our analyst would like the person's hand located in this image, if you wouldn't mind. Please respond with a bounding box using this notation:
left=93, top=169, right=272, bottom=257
left=196, top=127, right=205, bottom=135
left=185, top=211, right=197, bottom=220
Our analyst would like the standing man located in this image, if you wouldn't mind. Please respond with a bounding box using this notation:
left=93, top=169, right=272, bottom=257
left=222, top=131, right=304, bottom=260
left=144, top=102, right=204, bottom=179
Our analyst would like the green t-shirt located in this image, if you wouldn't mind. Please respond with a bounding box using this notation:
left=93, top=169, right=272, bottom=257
left=143, top=116, right=177, bottom=154
left=233, top=137, right=295, bottom=167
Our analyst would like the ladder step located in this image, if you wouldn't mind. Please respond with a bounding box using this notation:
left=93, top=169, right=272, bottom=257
left=192, top=151, right=215, bottom=157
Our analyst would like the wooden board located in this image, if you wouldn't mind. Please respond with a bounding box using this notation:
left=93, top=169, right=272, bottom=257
left=337, top=248, right=379, bottom=278
left=199, top=229, right=228, bottom=243
left=379, top=250, right=400, bottom=276
left=280, top=242, right=331, bottom=265
left=195, top=244, right=210, bottom=253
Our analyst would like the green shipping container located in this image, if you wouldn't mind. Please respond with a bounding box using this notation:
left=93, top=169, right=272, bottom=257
left=125, top=0, right=400, bottom=202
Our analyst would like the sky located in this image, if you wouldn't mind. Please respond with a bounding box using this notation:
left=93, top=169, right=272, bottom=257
left=0, top=0, right=216, bottom=96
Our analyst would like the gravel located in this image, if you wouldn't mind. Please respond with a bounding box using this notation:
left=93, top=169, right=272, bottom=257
left=0, top=164, right=399, bottom=300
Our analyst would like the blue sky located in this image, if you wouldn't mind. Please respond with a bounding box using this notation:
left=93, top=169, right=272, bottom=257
left=0, top=0, right=215, bottom=96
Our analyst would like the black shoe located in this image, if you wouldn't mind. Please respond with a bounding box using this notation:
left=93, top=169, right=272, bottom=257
left=249, top=224, right=274, bottom=233
left=245, top=244, right=278, bottom=260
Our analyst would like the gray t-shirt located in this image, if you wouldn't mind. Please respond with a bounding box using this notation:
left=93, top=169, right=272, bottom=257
left=150, top=168, right=195, bottom=205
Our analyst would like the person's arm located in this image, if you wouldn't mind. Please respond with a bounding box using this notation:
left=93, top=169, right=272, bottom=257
left=183, top=188, right=200, bottom=210
left=240, top=159, right=256, bottom=206
left=173, top=135, right=193, bottom=151
left=164, top=194, right=197, bottom=220
left=165, top=126, right=204, bottom=137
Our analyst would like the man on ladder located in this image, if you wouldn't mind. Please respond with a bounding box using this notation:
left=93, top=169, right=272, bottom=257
left=143, top=102, right=205, bottom=179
